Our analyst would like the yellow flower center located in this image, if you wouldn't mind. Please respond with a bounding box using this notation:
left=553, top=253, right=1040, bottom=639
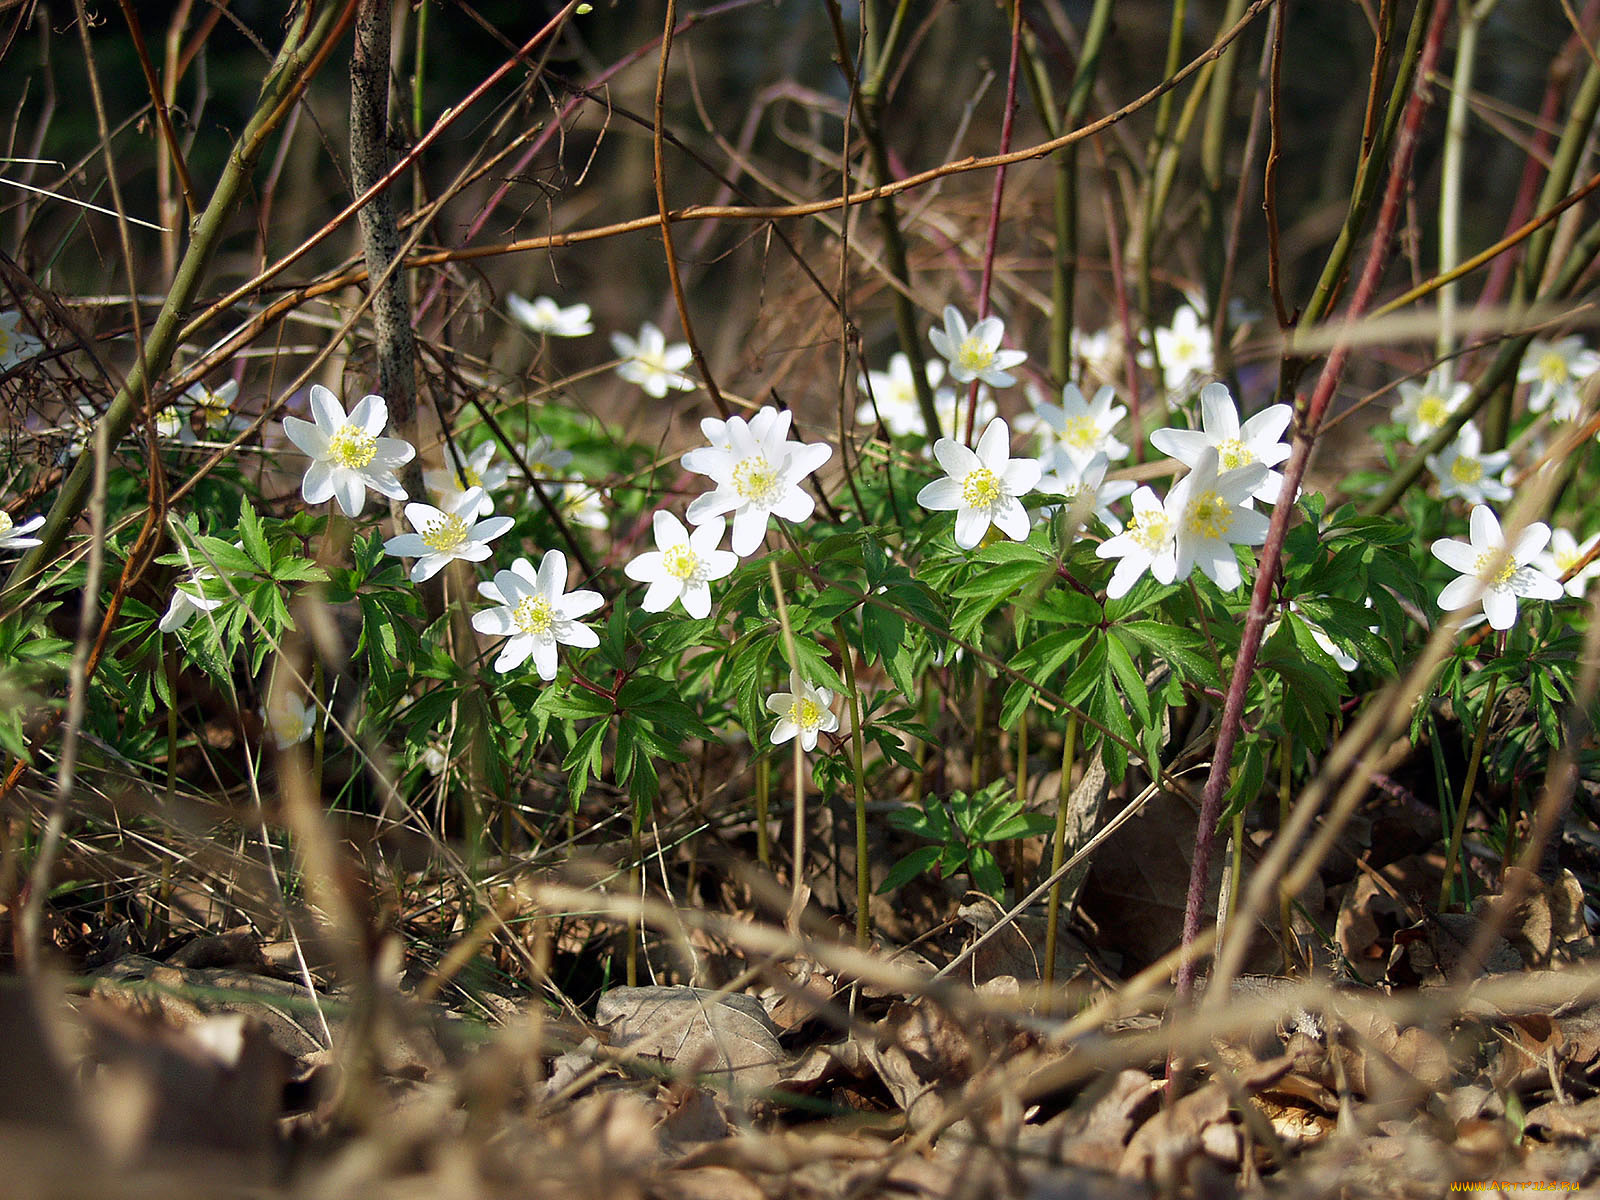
left=1063, top=416, right=1099, bottom=450
left=421, top=513, right=469, bottom=553
left=1555, top=548, right=1579, bottom=572
left=1450, top=456, right=1483, bottom=485
left=1185, top=490, right=1233, bottom=539
left=787, top=697, right=825, bottom=731
left=0, top=512, right=12, bottom=536
left=513, top=595, right=554, bottom=637
left=1474, top=549, right=1517, bottom=588
left=455, top=464, right=483, bottom=489
left=1129, top=509, right=1172, bottom=553
left=961, top=466, right=1001, bottom=508
left=957, top=336, right=993, bottom=373
left=1216, top=438, right=1254, bottom=471
left=1540, top=351, right=1569, bottom=384
left=0, top=327, right=12, bottom=356
left=1416, top=394, right=1450, bottom=429
left=662, top=543, right=699, bottom=581
left=732, top=455, right=781, bottom=505
left=328, top=423, right=378, bottom=469
left=194, top=388, right=231, bottom=422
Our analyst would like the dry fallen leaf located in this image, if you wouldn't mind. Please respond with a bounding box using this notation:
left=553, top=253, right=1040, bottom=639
left=597, top=985, right=784, bottom=1097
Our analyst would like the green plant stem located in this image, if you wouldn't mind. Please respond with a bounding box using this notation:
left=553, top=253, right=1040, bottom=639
left=1199, top=0, right=1250, bottom=352
left=1043, top=713, right=1079, bottom=1001
left=1017, top=0, right=1115, bottom=381
left=755, top=755, right=771, bottom=866
left=311, top=658, right=325, bottom=792
left=854, top=0, right=939, bottom=439
left=835, top=621, right=871, bottom=951
left=411, top=0, right=428, bottom=138
left=1437, top=1, right=1500, bottom=366
left=1278, top=733, right=1294, bottom=970
left=628, top=802, right=642, bottom=986
left=1440, top=673, right=1500, bottom=912
left=1, top=0, right=356, bottom=605
left=1292, top=0, right=1421, bottom=352
left=970, top=676, right=987, bottom=792
left=1013, top=711, right=1029, bottom=901
left=165, top=643, right=179, bottom=806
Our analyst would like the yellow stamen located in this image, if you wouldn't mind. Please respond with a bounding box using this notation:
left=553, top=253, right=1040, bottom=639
left=328, top=423, right=378, bottom=469
left=1416, top=394, right=1450, bottom=429
left=957, top=336, right=993, bottom=374
left=961, top=466, right=1001, bottom=508
left=1450, top=456, right=1483, bottom=485
left=787, top=697, right=824, bottom=730
left=1129, top=509, right=1172, bottom=553
left=421, top=513, right=468, bottom=553
left=732, top=455, right=780, bottom=504
left=1473, top=549, right=1517, bottom=588
left=1216, top=438, right=1254, bottom=471
left=1063, top=415, right=1099, bottom=450
left=662, top=544, right=699, bottom=581
left=513, top=595, right=554, bottom=637
left=1185, top=490, right=1233, bottom=539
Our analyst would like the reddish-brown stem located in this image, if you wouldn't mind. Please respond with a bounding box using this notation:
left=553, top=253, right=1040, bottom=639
left=1173, top=0, right=1453, bottom=1009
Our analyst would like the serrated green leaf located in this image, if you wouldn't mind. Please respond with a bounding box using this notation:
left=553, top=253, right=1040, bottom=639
left=877, top=845, right=942, bottom=894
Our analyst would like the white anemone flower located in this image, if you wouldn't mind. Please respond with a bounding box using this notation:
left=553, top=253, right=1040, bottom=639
left=184, top=379, right=246, bottom=437
left=383, top=487, right=513, bottom=582
left=515, top=435, right=575, bottom=498
left=557, top=483, right=609, bottom=531
left=1533, top=526, right=1600, bottom=599
left=1145, top=304, right=1214, bottom=396
left=1168, top=446, right=1270, bottom=591
left=612, top=321, right=696, bottom=397
left=1393, top=370, right=1469, bottom=443
left=1431, top=504, right=1564, bottom=631
left=1520, top=336, right=1599, bottom=421
left=1036, top=449, right=1135, bottom=533
left=1017, top=381, right=1130, bottom=469
left=261, top=694, right=317, bottom=749
left=1150, top=382, right=1292, bottom=505
left=0, top=310, right=43, bottom=370
left=857, top=352, right=945, bottom=437
left=281, top=384, right=415, bottom=516
left=766, top=671, right=840, bottom=752
left=472, top=550, right=603, bottom=678
left=1095, top=485, right=1177, bottom=598
left=0, top=508, right=45, bottom=551
left=155, top=405, right=193, bottom=444
left=916, top=416, right=1042, bottom=550
left=682, top=406, right=833, bottom=556
left=928, top=305, right=1027, bottom=388
left=424, top=441, right=513, bottom=517
left=1425, top=420, right=1512, bottom=505
left=508, top=294, right=594, bottom=338
left=159, top=568, right=225, bottom=633
left=624, top=512, right=739, bottom=618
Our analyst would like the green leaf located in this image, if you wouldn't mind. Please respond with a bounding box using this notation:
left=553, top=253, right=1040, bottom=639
left=1117, top=620, right=1219, bottom=687
left=1106, top=629, right=1154, bottom=728
left=877, top=845, right=943, bottom=894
